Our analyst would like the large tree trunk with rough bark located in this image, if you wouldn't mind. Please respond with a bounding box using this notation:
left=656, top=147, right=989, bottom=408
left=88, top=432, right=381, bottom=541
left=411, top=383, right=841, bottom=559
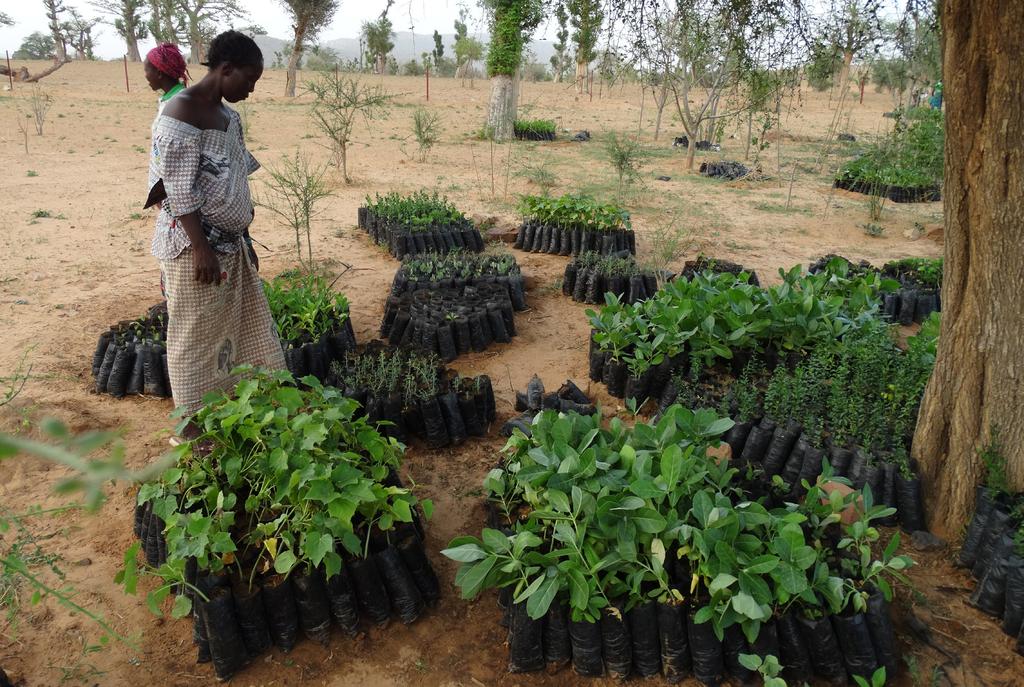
left=285, top=24, right=308, bottom=97
left=126, top=36, right=142, bottom=62
left=487, top=73, right=515, bottom=141
left=576, top=58, right=587, bottom=94
left=913, top=0, right=1024, bottom=537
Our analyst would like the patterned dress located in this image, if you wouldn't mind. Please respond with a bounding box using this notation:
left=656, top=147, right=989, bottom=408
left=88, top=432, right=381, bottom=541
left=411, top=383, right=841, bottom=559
left=150, top=109, right=284, bottom=414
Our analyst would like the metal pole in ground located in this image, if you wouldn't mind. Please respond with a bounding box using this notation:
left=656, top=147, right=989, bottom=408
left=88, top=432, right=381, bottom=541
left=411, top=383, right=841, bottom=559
left=124, top=54, right=130, bottom=93
left=426, top=67, right=430, bottom=101
left=6, top=51, right=13, bottom=90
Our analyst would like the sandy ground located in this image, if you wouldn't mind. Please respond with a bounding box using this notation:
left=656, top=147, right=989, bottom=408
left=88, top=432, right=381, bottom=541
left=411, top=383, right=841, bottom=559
left=2, top=61, right=1014, bottom=687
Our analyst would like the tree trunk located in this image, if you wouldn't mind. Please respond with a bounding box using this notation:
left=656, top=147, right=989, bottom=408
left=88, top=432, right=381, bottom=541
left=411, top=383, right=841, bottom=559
left=285, top=25, right=307, bottom=98
left=1, top=61, right=67, bottom=82
left=913, top=0, right=1024, bottom=537
left=487, top=73, right=515, bottom=141
left=834, top=50, right=854, bottom=109
left=126, top=35, right=141, bottom=62
left=653, top=81, right=668, bottom=141
left=575, top=58, right=587, bottom=94
left=188, top=16, right=202, bottom=64
left=745, top=111, right=752, bottom=161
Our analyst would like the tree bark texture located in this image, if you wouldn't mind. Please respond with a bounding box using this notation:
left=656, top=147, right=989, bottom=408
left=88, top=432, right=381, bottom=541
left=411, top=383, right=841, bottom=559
left=285, top=23, right=308, bottom=97
left=487, top=73, right=515, bottom=141
left=913, top=0, right=1024, bottom=537
left=127, top=36, right=142, bottom=62
left=576, top=58, right=587, bottom=94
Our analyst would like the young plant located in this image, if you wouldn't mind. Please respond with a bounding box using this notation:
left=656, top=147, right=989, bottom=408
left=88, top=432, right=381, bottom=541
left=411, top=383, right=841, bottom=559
left=410, top=107, right=441, bottom=162
left=257, top=150, right=333, bottom=270
left=603, top=132, right=648, bottom=197
left=306, top=73, right=393, bottom=183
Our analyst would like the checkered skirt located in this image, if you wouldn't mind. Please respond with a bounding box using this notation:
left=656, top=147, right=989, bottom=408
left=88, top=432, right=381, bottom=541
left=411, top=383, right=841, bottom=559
left=161, top=247, right=285, bottom=414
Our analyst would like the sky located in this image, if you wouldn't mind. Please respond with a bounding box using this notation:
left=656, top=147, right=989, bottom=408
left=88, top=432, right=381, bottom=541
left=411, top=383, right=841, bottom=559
left=0, top=0, right=495, bottom=60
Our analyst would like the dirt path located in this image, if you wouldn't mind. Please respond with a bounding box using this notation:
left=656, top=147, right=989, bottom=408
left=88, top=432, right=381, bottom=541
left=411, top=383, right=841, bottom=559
left=2, top=63, right=1012, bottom=687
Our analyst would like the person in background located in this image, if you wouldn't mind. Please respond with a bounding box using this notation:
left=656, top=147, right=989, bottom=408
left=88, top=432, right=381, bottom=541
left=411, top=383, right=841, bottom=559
left=144, top=43, right=189, bottom=116
left=145, top=43, right=189, bottom=300
left=150, top=30, right=284, bottom=436
left=930, top=80, right=943, bottom=110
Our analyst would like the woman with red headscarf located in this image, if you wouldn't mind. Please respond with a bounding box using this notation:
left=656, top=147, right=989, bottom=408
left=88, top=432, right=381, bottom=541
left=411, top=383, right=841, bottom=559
left=144, top=43, right=189, bottom=116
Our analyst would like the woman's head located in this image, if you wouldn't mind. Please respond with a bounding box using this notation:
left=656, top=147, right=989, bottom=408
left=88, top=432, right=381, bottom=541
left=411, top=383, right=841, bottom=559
left=203, top=30, right=264, bottom=103
left=144, top=43, right=188, bottom=92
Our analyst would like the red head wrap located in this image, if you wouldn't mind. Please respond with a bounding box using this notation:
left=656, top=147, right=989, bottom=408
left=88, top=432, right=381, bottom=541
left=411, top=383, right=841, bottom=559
left=146, top=43, right=190, bottom=83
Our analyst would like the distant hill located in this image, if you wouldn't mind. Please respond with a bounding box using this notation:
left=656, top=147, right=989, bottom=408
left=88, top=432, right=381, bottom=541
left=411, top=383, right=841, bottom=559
left=253, top=31, right=557, bottom=67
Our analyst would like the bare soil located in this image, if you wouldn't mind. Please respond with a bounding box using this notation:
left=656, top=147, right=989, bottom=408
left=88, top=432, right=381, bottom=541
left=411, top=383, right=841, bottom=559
left=1, top=62, right=1011, bottom=686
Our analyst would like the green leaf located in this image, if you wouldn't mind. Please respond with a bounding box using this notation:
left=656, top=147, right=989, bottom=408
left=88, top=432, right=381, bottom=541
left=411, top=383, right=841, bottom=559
left=274, top=550, right=297, bottom=575
left=421, top=498, right=434, bottom=520
left=731, top=592, right=767, bottom=620
left=710, top=573, right=738, bottom=594
left=631, top=508, right=667, bottom=534
left=442, top=542, right=488, bottom=563
left=738, top=653, right=762, bottom=670
left=171, top=594, right=192, bottom=619
left=459, top=556, right=497, bottom=598
left=527, top=575, right=560, bottom=619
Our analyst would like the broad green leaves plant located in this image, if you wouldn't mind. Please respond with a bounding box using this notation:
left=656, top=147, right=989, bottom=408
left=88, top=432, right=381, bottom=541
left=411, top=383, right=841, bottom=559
left=124, top=367, right=427, bottom=615
left=264, top=270, right=350, bottom=344
left=520, top=193, right=631, bottom=233
left=446, top=404, right=913, bottom=646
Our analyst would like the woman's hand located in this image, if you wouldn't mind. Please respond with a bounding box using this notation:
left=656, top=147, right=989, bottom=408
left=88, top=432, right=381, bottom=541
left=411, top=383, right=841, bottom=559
left=193, top=243, right=222, bottom=284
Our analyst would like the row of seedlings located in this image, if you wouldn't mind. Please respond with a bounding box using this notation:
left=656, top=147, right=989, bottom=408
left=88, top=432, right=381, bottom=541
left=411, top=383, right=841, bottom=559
left=586, top=263, right=892, bottom=403
left=265, top=271, right=357, bottom=382
left=957, top=450, right=1024, bottom=656
left=514, top=194, right=635, bottom=257
left=389, top=251, right=527, bottom=311
left=444, top=406, right=910, bottom=685
left=326, top=343, right=496, bottom=449
left=562, top=251, right=661, bottom=305
left=809, top=255, right=941, bottom=325
left=703, top=324, right=932, bottom=533
left=92, top=273, right=357, bottom=398
left=500, top=375, right=596, bottom=436
left=679, top=256, right=761, bottom=286
left=380, top=282, right=518, bottom=362
left=357, top=190, right=485, bottom=259
left=513, top=119, right=557, bottom=141
left=92, top=302, right=171, bottom=398
left=130, top=369, right=440, bottom=681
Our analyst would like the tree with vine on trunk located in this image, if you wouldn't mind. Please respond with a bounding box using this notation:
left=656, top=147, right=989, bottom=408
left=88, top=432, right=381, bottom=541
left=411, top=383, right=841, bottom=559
left=483, top=0, right=545, bottom=142
left=42, top=0, right=70, bottom=63
left=279, top=0, right=340, bottom=97
left=362, top=0, right=395, bottom=75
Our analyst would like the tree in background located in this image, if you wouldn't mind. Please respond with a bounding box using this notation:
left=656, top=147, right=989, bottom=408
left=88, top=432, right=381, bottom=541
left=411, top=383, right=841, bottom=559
left=913, top=0, right=1023, bottom=535
left=568, top=0, right=602, bottom=94
left=92, top=0, right=148, bottom=61
left=432, top=29, right=444, bottom=68
left=279, top=0, right=340, bottom=97
left=14, top=32, right=57, bottom=59
left=0, top=12, right=13, bottom=26
left=361, top=0, right=395, bottom=75
left=62, top=8, right=99, bottom=60
left=483, top=0, right=544, bottom=140
left=148, top=0, right=184, bottom=44
left=175, top=0, right=246, bottom=63
left=42, top=0, right=69, bottom=62
left=799, top=0, right=885, bottom=103
left=549, top=2, right=570, bottom=83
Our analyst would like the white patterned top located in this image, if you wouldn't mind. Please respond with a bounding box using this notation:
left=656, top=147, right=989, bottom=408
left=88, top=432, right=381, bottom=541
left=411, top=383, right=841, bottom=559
left=149, top=108, right=260, bottom=260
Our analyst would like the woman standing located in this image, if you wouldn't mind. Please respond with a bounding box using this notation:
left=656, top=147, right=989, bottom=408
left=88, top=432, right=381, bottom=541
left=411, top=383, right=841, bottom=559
left=143, top=43, right=189, bottom=115
left=150, top=30, right=284, bottom=428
